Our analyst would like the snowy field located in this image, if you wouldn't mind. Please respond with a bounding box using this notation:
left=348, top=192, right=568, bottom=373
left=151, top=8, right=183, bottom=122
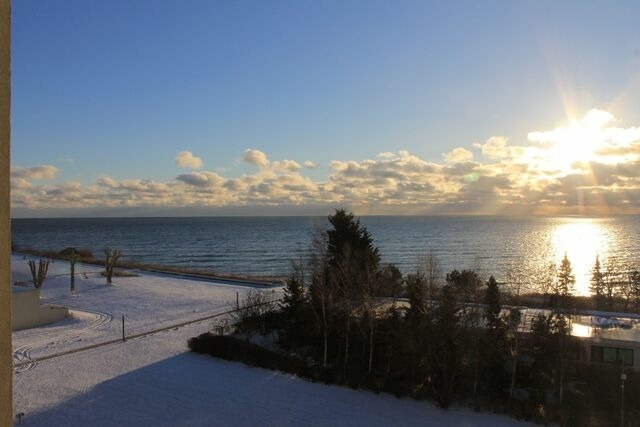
left=12, top=254, right=269, bottom=366
left=12, top=255, right=533, bottom=426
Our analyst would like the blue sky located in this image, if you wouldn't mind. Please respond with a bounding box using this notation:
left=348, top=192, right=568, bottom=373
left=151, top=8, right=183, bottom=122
left=10, top=1, right=640, bottom=216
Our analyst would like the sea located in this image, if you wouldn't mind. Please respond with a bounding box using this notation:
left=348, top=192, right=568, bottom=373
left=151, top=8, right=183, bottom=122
left=11, top=216, right=640, bottom=295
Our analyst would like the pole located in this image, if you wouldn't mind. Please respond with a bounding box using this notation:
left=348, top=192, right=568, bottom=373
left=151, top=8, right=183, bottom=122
left=620, top=380, right=624, bottom=427
left=122, top=315, right=125, bottom=342
left=236, top=291, right=239, bottom=310
left=620, top=370, right=626, bottom=427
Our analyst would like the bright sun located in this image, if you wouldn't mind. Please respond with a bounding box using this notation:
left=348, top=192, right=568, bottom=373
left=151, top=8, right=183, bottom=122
left=527, top=109, right=616, bottom=175
left=547, top=123, right=601, bottom=171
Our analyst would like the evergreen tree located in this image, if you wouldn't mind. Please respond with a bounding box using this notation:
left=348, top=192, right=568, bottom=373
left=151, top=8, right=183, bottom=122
left=327, top=208, right=380, bottom=274
left=447, top=269, right=483, bottom=403
left=434, top=284, right=460, bottom=408
left=590, top=256, right=605, bottom=310
left=556, top=253, right=575, bottom=308
left=484, top=276, right=502, bottom=332
left=378, top=264, right=403, bottom=297
left=280, top=260, right=308, bottom=348
left=406, top=272, right=428, bottom=320
left=280, top=260, right=306, bottom=315
left=446, top=269, right=482, bottom=303
left=325, top=209, right=381, bottom=369
left=482, top=276, right=505, bottom=398
left=404, top=270, right=436, bottom=396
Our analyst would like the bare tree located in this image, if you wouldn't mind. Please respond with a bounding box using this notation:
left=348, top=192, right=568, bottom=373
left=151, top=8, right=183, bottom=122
left=358, top=260, right=380, bottom=373
left=537, top=261, right=557, bottom=306
left=504, top=266, right=526, bottom=399
left=631, top=270, right=640, bottom=313
left=506, top=307, right=522, bottom=398
left=418, top=250, right=441, bottom=312
left=104, top=248, right=122, bottom=284
left=505, top=264, right=528, bottom=304
left=230, top=288, right=277, bottom=334
left=331, top=246, right=357, bottom=369
left=603, top=257, right=625, bottom=311
left=28, top=259, right=50, bottom=289
left=309, top=229, right=332, bottom=366
left=618, top=270, right=637, bottom=313
left=603, top=257, right=635, bottom=313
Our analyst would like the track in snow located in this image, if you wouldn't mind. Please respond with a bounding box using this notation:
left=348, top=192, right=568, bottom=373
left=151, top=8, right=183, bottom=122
left=13, top=308, right=113, bottom=373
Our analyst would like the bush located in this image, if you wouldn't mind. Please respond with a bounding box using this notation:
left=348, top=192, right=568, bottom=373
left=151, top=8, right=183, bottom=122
left=188, top=333, right=308, bottom=374
left=230, top=289, right=278, bottom=334
left=59, top=247, right=94, bottom=259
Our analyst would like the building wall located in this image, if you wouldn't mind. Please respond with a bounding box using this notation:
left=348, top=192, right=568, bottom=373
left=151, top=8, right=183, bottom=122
left=583, top=337, right=640, bottom=371
left=11, top=288, right=69, bottom=331
left=0, top=0, right=11, bottom=424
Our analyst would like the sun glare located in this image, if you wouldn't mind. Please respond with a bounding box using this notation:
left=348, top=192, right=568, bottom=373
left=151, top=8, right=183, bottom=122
left=550, top=218, right=612, bottom=296
left=527, top=109, right=618, bottom=175
left=548, top=124, right=600, bottom=170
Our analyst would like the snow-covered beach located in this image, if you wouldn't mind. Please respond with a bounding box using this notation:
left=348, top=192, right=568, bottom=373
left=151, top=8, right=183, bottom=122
left=11, top=255, right=532, bottom=426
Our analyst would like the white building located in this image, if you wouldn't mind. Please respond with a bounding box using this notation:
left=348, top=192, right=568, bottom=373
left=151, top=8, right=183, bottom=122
left=11, top=286, right=68, bottom=331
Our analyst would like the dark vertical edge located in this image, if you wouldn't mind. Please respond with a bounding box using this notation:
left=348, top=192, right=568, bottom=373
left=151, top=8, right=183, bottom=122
left=0, top=0, right=12, bottom=424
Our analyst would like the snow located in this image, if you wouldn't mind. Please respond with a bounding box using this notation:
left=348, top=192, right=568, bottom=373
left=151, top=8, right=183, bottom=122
left=12, top=254, right=272, bottom=363
left=12, top=255, right=533, bottom=426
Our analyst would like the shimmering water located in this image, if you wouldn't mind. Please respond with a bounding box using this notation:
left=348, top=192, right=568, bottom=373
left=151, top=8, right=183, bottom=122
left=11, top=216, right=640, bottom=295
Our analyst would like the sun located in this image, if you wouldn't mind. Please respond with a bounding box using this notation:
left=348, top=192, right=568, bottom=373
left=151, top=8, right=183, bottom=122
left=547, top=123, right=602, bottom=171
left=527, top=109, right=616, bottom=175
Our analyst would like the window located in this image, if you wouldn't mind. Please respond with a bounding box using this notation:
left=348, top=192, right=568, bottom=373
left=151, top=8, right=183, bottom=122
left=603, top=347, right=617, bottom=364
left=591, top=345, right=634, bottom=367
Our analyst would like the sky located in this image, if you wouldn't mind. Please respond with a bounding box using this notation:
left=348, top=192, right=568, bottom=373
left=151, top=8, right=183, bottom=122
left=10, top=0, right=640, bottom=217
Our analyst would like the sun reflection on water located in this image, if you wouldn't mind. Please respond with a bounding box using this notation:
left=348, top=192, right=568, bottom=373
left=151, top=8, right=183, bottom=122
left=570, top=322, right=593, bottom=338
left=550, top=218, right=612, bottom=296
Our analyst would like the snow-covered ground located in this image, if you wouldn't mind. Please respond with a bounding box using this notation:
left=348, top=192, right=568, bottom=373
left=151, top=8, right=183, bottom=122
left=12, top=255, right=533, bottom=426
left=12, top=254, right=271, bottom=365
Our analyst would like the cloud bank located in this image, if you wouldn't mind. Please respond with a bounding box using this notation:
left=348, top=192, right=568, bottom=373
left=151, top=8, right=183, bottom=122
left=11, top=109, right=640, bottom=216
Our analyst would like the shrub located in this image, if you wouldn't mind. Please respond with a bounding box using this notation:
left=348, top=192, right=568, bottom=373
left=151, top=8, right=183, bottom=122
left=59, top=247, right=93, bottom=259
left=188, top=333, right=307, bottom=374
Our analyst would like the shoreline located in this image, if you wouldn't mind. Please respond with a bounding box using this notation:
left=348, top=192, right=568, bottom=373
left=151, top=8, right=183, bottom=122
left=13, top=248, right=285, bottom=288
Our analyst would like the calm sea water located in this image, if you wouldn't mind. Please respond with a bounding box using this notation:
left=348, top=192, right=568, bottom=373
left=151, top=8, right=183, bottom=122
left=11, top=216, right=640, bottom=295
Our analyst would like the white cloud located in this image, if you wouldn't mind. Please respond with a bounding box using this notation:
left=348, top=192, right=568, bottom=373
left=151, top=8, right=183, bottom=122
left=12, top=111, right=640, bottom=215
left=11, top=165, right=58, bottom=180
left=474, top=136, right=509, bottom=159
left=175, top=151, right=203, bottom=169
left=443, top=147, right=474, bottom=163
left=272, top=160, right=301, bottom=172
left=581, top=109, right=616, bottom=128
left=243, top=149, right=269, bottom=167
left=376, top=152, right=396, bottom=159
left=303, top=160, right=318, bottom=168
left=97, top=176, right=117, bottom=188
